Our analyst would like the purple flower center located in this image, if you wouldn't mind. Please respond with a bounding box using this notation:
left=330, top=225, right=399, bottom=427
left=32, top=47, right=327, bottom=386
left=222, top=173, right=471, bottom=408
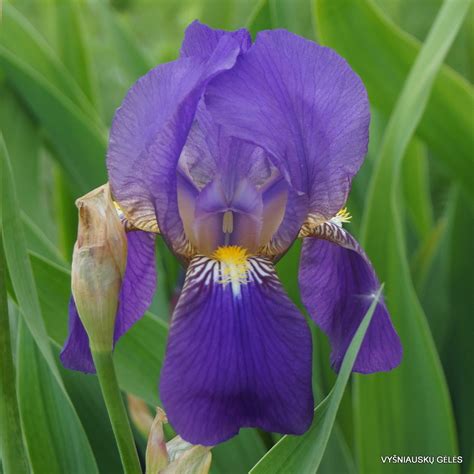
left=176, top=121, right=289, bottom=256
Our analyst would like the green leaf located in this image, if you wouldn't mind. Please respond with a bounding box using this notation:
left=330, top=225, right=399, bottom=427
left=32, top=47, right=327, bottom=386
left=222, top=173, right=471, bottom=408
left=412, top=195, right=454, bottom=310
left=0, top=6, right=107, bottom=196
left=16, top=319, right=99, bottom=474
left=0, top=134, right=61, bottom=380
left=374, top=0, right=474, bottom=82
left=442, top=189, right=474, bottom=470
left=0, top=238, right=29, bottom=474
left=5, top=59, right=104, bottom=194
left=198, top=0, right=256, bottom=31
left=0, top=45, right=107, bottom=195
left=1, top=135, right=99, bottom=471
left=246, top=0, right=315, bottom=39
left=82, top=0, right=152, bottom=123
left=54, top=0, right=99, bottom=107
left=401, top=138, right=433, bottom=240
left=21, top=212, right=66, bottom=267
left=51, top=0, right=97, bottom=259
left=348, top=1, right=469, bottom=472
left=250, top=287, right=383, bottom=473
left=93, top=3, right=151, bottom=79
left=211, top=430, right=267, bottom=474
left=314, top=0, right=474, bottom=204
left=0, top=84, right=56, bottom=239
left=246, top=0, right=273, bottom=38
left=0, top=4, right=100, bottom=123
left=269, top=0, right=315, bottom=39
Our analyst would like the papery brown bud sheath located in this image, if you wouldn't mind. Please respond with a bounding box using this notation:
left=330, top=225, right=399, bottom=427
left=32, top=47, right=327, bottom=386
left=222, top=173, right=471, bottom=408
left=146, top=407, right=169, bottom=474
left=71, top=183, right=127, bottom=352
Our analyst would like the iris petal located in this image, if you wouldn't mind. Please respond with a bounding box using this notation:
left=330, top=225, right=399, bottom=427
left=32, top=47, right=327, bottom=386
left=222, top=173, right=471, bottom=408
left=298, top=222, right=402, bottom=373
left=107, top=35, right=244, bottom=255
left=60, top=230, right=157, bottom=372
left=186, top=176, right=263, bottom=254
left=179, top=104, right=291, bottom=254
left=180, top=20, right=251, bottom=58
left=160, top=255, right=314, bottom=445
left=260, top=187, right=308, bottom=259
left=205, top=29, right=370, bottom=220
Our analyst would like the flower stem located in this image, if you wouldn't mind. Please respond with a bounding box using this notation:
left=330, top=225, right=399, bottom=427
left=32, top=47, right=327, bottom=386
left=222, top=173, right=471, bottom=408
left=92, top=350, right=142, bottom=474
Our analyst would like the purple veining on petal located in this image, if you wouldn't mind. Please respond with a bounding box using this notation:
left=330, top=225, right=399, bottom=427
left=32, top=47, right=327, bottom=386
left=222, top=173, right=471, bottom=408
left=113, top=231, right=157, bottom=340
left=205, top=29, right=370, bottom=220
left=298, top=222, right=402, bottom=373
left=60, top=230, right=157, bottom=373
left=108, top=34, right=246, bottom=253
left=160, top=255, right=313, bottom=445
left=60, top=298, right=95, bottom=373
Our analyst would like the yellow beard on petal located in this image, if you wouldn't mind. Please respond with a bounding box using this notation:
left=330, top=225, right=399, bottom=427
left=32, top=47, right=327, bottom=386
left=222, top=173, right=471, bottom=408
left=212, top=246, right=251, bottom=295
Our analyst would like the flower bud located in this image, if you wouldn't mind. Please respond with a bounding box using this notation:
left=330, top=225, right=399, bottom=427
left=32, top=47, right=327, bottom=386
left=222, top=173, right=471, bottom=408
left=146, top=407, right=169, bottom=474
left=71, top=183, right=127, bottom=352
left=145, top=407, right=212, bottom=474
left=163, top=437, right=212, bottom=474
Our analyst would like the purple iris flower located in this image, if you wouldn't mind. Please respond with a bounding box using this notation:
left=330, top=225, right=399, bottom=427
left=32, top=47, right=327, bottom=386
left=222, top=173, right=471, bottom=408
left=61, top=21, right=402, bottom=445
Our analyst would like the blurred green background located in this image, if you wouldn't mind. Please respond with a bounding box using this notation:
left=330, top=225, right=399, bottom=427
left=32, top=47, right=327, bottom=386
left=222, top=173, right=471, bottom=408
left=0, top=0, right=473, bottom=473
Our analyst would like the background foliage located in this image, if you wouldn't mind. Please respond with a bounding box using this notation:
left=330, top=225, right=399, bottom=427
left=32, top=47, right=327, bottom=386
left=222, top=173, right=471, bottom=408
left=0, top=0, right=473, bottom=473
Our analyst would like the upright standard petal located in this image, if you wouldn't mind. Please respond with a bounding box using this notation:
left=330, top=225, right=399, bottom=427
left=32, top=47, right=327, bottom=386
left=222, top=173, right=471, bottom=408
left=160, top=254, right=313, bottom=445
left=180, top=21, right=251, bottom=58
left=60, top=230, right=157, bottom=373
left=298, top=222, right=402, bottom=373
left=107, top=35, right=243, bottom=255
left=177, top=103, right=298, bottom=256
left=206, top=29, right=370, bottom=220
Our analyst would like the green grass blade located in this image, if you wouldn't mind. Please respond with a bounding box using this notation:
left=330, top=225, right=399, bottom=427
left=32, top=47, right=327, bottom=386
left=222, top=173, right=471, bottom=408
left=250, top=287, right=383, bottom=474
left=349, top=1, right=469, bottom=472
left=0, top=134, right=62, bottom=380
left=1, top=136, right=99, bottom=471
left=268, top=0, right=315, bottom=38
left=0, top=4, right=101, bottom=123
left=0, top=47, right=107, bottom=195
left=442, top=189, right=474, bottom=469
left=52, top=170, right=77, bottom=262
left=81, top=1, right=153, bottom=123
left=0, top=5, right=107, bottom=196
left=0, top=85, right=56, bottom=239
left=401, top=138, right=433, bottom=240
left=21, top=212, right=66, bottom=267
left=54, top=0, right=99, bottom=107
left=53, top=0, right=99, bottom=258
left=0, top=239, right=30, bottom=474
left=246, top=0, right=273, bottom=37
left=411, top=193, right=454, bottom=305
left=314, top=0, right=474, bottom=204
left=374, top=0, right=474, bottom=81
left=94, top=3, right=152, bottom=79
left=16, top=319, right=99, bottom=474
left=211, top=431, right=267, bottom=474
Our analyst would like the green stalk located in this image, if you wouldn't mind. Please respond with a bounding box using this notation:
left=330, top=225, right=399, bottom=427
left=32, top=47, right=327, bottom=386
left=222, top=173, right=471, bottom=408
left=92, top=350, right=142, bottom=474
left=0, top=237, right=29, bottom=474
